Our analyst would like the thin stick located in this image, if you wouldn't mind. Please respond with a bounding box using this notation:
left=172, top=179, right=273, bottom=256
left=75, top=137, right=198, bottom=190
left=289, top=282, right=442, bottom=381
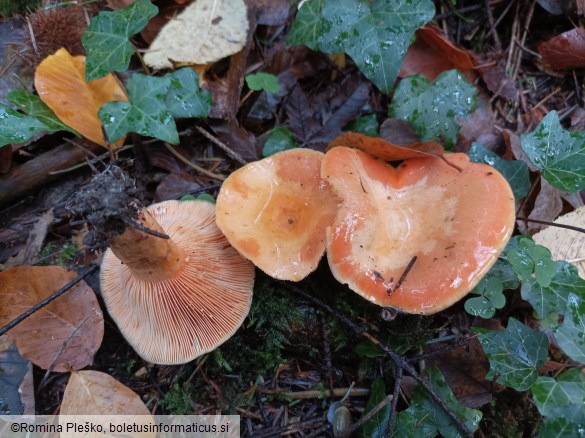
left=516, top=217, right=585, bottom=234
left=0, top=265, right=99, bottom=336
left=393, top=256, right=417, bottom=292
left=164, top=143, right=225, bottom=180
left=385, top=366, right=404, bottom=436
left=484, top=0, right=502, bottom=51
left=349, top=393, right=393, bottom=434
left=195, top=126, right=248, bottom=166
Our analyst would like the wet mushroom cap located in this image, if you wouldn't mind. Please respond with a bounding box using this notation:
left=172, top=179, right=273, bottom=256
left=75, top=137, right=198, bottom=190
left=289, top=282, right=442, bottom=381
left=100, top=200, right=254, bottom=364
left=322, top=147, right=515, bottom=314
left=216, top=148, right=338, bottom=281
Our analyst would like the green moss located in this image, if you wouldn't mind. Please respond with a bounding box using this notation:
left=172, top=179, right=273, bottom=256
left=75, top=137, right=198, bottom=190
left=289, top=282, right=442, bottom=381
left=159, top=382, right=194, bottom=415
left=0, top=0, right=39, bottom=16
left=480, top=390, right=542, bottom=437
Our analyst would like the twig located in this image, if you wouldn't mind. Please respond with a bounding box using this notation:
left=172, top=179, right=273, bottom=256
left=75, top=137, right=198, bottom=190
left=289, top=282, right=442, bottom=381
left=195, top=126, right=248, bottom=166
left=258, top=388, right=370, bottom=399
left=393, top=256, right=417, bottom=292
left=516, top=217, right=585, bottom=234
left=279, top=282, right=474, bottom=438
left=484, top=0, right=502, bottom=51
left=349, top=393, right=393, bottom=434
left=164, top=143, right=225, bottom=180
left=386, top=366, right=404, bottom=435
left=0, top=265, right=99, bottom=336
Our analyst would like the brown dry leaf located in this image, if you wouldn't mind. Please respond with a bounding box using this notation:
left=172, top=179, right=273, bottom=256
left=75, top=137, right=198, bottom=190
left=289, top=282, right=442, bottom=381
left=0, top=266, right=103, bottom=372
left=427, top=337, right=498, bottom=408
left=458, top=95, right=501, bottom=151
left=521, top=180, right=563, bottom=234
left=533, top=205, right=585, bottom=279
left=34, top=48, right=127, bottom=149
left=144, top=0, right=249, bottom=69
left=105, top=0, right=135, bottom=9
left=538, top=28, right=585, bottom=70
left=61, top=370, right=152, bottom=415
left=327, top=132, right=444, bottom=161
left=400, top=25, right=476, bottom=81
left=379, top=118, right=420, bottom=146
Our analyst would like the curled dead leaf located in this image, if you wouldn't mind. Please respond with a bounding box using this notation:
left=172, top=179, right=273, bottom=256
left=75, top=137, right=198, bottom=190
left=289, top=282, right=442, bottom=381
left=0, top=266, right=104, bottom=372
left=34, top=48, right=127, bottom=149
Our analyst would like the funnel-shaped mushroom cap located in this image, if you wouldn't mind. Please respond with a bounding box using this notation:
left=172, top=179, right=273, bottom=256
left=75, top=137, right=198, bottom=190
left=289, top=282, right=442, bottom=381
left=322, top=147, right=515, bottom=314
left=101, top=200, right=254, bottom=364
left=216, top=149, right=338, bottom=281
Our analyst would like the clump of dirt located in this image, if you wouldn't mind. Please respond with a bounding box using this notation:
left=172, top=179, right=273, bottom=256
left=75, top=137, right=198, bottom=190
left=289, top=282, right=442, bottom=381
left=68, top=165, right=142, bottom=251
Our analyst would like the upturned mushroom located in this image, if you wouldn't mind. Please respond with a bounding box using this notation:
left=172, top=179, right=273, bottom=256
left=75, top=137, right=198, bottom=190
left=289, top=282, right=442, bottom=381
left=73, top=166, right=254, bottom=364
left=216, top=148, right=338, bottom=281
left=321, top=146, right=515, bottom=315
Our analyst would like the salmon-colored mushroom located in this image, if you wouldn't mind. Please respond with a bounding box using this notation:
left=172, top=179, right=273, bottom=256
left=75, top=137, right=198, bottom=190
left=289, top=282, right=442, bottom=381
left=101, top=200, right=254, bottom=364
left=216, top=149, right=338, bottom=281
left=322, top=146, right=515, bottom=315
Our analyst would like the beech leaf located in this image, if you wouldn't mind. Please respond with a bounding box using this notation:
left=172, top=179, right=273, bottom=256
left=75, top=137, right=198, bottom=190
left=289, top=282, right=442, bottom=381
left=287, top=0, right=435, bottom=93
left=61, top=370, right=151, bottom=415
left=0, top=266, right=104, bottom=372
left=144, top=0, right=249, bottom=69
left=34, top=48, right=128, bottom=148
left=99, top=73, right=178, bottom=144
left=82, top=0, right=158, bottom=81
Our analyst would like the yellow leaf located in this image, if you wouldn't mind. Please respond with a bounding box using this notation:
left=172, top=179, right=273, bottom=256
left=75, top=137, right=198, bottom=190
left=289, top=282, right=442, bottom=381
left=144, top=0, right=249, bottom=69
left=61, top=370, right=152, bottom=416
left=533, top=205, right=585, bottom=279
left=35, top=48, right=128, bottom=149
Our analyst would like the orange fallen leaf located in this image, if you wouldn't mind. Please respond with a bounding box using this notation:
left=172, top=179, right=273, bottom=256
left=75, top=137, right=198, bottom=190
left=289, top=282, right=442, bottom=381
left=0, top=266, right=104, bottom=372
left=61, top=370, right=152, bottom=416
left=538, top=28, right=585, bottom=70
left=328, top=132, right=444, bottom=161
left=35, top=48, right=128, bottom=149
left=400, top=25, right=476, bottom=81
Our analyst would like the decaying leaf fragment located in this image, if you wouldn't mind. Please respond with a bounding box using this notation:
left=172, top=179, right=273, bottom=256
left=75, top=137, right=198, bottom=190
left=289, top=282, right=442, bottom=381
left=533, top=205, right=585, bottom=279
left=144, top=0, right=249, bottom=69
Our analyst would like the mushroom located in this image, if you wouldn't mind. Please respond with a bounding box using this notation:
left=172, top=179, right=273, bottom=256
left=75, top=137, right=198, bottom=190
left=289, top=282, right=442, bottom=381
left=100, top=199, right=254, bottom=364
left=216, top=148, right=338, bottom=281
left=322, top=146, right=515, bottom=314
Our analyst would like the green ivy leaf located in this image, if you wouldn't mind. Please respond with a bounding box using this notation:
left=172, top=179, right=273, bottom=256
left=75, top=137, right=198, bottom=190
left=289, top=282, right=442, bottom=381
left=0, top=104, right=50, bottom=147
left=469, top=142, right=530, bottom=199
left=520, top=111, right=585, bottom=192
left=464, top=275, right=506, bottom=319
left=355, top=342, right=385, bottom=358
left=538, top=408, right=585, bottom=438
left=477, top=318, right=549, bottom=391
left=246, top=72, right=280, bottom=94
left=393, top=368, right=482, bottom=438
left=262, top=127, right=299, bottom=157
left=505, top=235, right=556, bottom=287
left=98, top=74, right=178, bottom=144
left=554, top=293, right=585, bottom=364
left=345, top=114, right=379, bottom=137
left=360, top=378, right=390, bottom=438
left=388, top=70, right=477, bottom=148
left=532, top=369, right=585, bottom=417
left=82, top=0, right=158, bottom=81
left=7, top=90, right=78, bottom=135
left=196, top=193, right=216, bottom=204
left=521, top=261, right=585, bottom=320
left=286, top=0, right=435, bottom=93
left=164, top=68, right=212, bottom=119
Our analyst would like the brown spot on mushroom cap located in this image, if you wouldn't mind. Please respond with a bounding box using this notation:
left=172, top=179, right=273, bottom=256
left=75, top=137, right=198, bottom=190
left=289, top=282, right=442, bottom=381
left=216, top=149, right=338, bottom=281
left=322, top=147, right=515, bottom=315
left=101, top=200, right=254, bottom=364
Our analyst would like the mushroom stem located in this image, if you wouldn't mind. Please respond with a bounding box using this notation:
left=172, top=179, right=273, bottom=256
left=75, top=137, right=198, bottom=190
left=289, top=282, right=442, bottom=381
left=109, top=208, right=183, bottom=281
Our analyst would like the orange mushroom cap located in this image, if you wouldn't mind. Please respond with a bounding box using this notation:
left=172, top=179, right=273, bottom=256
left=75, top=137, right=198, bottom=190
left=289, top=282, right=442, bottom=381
left=101, top=200, right=254, bottom=364
left=322, top=147, right=515, bottom=314
left=216, top=149, right=338, bottom=281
